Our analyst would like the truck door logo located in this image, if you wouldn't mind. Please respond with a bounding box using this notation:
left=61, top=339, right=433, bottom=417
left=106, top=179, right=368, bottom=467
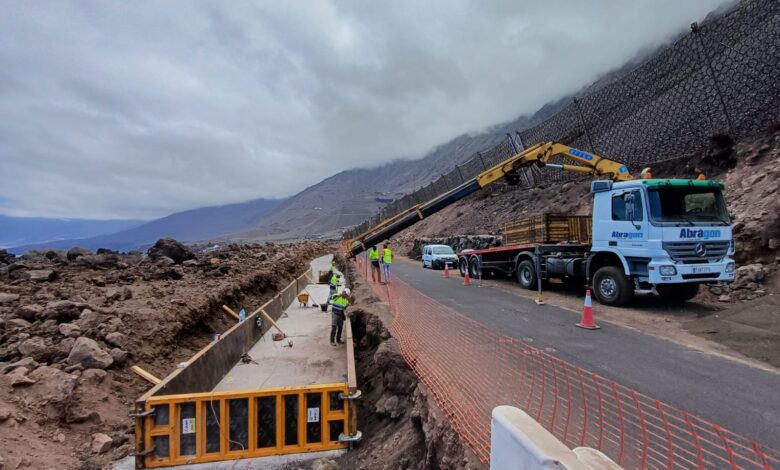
left=695, top=243, right=706, bottom=257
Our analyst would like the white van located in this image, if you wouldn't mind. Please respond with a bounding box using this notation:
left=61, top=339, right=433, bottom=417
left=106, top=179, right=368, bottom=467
left=421, top=244, right=458, bottom=269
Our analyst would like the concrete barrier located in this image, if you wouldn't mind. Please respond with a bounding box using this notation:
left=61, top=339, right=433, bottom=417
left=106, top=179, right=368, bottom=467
left=490, top=406, right=620, bottom=470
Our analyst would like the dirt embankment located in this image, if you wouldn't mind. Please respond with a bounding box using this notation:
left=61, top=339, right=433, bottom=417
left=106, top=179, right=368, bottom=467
left=0, top=239, right=328, bottom=470
left=307, top=256, right=483, bottom=470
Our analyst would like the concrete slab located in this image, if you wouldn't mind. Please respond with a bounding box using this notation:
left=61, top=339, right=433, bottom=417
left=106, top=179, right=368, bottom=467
left=213, top=255, right=348, bottom=391
left=112, top=449, right=345, bottom=470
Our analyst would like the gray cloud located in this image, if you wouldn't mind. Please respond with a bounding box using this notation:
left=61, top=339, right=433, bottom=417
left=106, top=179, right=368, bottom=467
left=0, top=0, right=728, bottom=219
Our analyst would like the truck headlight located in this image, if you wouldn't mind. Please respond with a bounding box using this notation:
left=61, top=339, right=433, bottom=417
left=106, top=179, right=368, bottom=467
left=659, top=265, right=677, bottom=276
left=725, top=262, right=735, bottom=273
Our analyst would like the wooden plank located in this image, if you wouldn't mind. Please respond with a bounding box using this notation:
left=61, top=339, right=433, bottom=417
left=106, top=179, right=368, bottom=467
left=132, top=365, right=162, bottom=385
left=221, top=305, right=240, bottom=320
left=259, top=308, right=287, bottom=336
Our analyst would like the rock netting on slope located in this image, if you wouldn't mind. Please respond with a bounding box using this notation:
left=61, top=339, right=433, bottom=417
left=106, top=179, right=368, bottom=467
left=0, top=239, right=328, bottom=469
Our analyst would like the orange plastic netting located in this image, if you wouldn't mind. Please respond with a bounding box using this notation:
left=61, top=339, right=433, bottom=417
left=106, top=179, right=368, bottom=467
left=354, top=257, right=779, bottom=469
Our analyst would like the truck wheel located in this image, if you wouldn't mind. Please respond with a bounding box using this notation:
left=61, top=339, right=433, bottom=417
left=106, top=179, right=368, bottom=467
left=516, top=260, right=538, bottom=289
left=657, top=283, right=699, bottom=302
left=468, top=257, right=481, bottom=279
left=593, top=266, right=633, bottom=306
left=458, top=258, right=468, bottom=277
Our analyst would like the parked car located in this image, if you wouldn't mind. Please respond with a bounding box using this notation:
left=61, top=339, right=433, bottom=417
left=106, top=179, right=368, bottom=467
left=421, top=244, right=458, bottom=269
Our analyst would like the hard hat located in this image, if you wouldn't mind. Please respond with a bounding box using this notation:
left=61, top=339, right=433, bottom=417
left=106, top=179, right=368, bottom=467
left=343, top=288, right=351, bottom=296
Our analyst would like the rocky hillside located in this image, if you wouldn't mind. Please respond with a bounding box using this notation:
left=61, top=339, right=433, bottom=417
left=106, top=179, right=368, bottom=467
left=0, top=239, right=328, bottom=469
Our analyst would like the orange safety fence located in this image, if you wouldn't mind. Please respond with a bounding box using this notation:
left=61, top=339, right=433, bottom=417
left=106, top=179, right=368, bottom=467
left=353, top=256, right=780, bottom=469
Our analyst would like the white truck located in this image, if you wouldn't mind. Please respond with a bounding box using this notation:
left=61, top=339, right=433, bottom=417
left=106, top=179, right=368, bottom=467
left=457, top=178, right=735, bottom=305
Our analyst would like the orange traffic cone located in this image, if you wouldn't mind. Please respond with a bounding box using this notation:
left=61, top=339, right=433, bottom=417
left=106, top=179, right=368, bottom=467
left=576, top=290, right=600, bottom=330
left=463, top=268, right=470, bottom=286
left=444, top=262, right=450, bottom=278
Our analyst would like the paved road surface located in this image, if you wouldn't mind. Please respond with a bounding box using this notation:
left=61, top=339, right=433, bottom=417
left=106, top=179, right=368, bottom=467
left=387, top=260, right=780, bottom=449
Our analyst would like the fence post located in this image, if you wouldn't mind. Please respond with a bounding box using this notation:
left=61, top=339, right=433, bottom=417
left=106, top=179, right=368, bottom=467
left=690, top=22, right=735, bottom=135
left=478, top=152, right=487, bottom=170
left=515, top=131, right=526, bottom=151
left=507, top=133, right=519, bottom=154
left=573, top=98, right=596, bottom=153
left=455, top=165, right=464, bottom=182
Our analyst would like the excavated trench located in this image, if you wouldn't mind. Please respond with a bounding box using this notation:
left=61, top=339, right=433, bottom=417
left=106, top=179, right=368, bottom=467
left=316, top=255, right=484, bottom=470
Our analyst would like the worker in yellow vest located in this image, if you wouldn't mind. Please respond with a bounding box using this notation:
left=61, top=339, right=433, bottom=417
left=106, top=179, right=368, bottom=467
left=368, top=245, right=381, bottom=283
left=327, top=273, right=340, bottom=305
left=381, top=242, right=393, bottom=284
left=330, top=288, right=350, bottom=345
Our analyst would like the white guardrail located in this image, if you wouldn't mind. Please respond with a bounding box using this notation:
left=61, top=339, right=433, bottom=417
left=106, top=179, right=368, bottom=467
left=490, top=406, right=621, bottom=470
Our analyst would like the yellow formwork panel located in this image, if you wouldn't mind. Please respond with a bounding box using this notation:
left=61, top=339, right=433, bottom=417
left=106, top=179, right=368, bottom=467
left=140, top=383, right=350, bottom=468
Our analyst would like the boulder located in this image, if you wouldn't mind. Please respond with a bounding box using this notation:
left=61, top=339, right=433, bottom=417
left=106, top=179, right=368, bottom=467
left=25, top=270, right=56, bottom=282
left=5, top=318, right=32, bottom=331
left=182, top=259, right=198, bottom=267
left=40, top=300, right=82, bottom=322
left=0, top=248, right=16, bottom=264
left=155, top=256, right=176, bottom=267
left=147, top=238, right=195, bottom=264
left=66, top=247, right=91, bottom=261
left=165, top=268, right=184, bottom=280
left=13, top=304, right=42, bottom=321
left=1, top=357, right=38, bottom=374
left=0, top=293, right=19, bottom=305
left=733, top=264, right=766, bottom=289
left=91, top=433, right=113, bottom=454
left=17, top=337, right=50, bottom=362
left=109, top=348, right=128, bottom=364
left=76, top=309, right=105, bottom=330
left=26, top=366, right=78, bottom=403
left=58, top=323, right=81, bottom=338
left=8, top=366, right=36, bottom=387
left=122, top=287, right=133, bottom=300
left=67, top=337, right=113, bottom=369
left=80, top=368, right=107, bottom=384
left=104, top=332, right=127, bottom=348
left=105, top=289, right=122, bottom=301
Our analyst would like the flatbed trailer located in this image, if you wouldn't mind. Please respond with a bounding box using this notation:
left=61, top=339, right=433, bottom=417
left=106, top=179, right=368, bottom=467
left=457, top=242, right=591, bottom=289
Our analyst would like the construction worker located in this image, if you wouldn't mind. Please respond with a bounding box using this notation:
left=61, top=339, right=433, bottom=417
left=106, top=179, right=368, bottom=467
left=368, top=245, right=381, bottom=282
left=328, top=272, right=341, bottom=304
left=381, top=242, right=393, bottom=284
left=330, top=288, right=350, bottom=345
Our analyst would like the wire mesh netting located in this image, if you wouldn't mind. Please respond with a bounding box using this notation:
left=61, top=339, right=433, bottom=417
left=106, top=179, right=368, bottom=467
left=345, top=0, right=780, bottom=240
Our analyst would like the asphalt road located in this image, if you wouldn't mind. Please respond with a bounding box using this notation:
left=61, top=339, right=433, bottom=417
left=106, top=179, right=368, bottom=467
left=389, top=260, right=780, bottom=449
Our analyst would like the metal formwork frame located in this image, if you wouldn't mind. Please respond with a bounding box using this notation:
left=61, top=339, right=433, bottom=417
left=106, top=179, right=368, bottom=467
left=138, top=383, right=351, bottom=467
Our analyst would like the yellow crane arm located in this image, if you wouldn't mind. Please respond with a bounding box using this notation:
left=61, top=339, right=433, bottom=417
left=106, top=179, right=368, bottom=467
left=475, top=142, right=633, bottom=188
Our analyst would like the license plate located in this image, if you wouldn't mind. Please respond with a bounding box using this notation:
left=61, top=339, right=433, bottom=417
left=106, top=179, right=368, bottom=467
left=692, top=267, right=711, bottom=274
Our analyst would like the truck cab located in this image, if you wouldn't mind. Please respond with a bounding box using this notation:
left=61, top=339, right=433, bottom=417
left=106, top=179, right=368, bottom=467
left=588, top=179, right=735, bottom=305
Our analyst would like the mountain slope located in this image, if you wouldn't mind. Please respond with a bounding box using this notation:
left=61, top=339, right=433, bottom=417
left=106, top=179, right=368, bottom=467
left=0, top=216, right=144, bottom=249
left=228, top=100, right=575, bottom=242
left=10, top=197, right=283, bottom=253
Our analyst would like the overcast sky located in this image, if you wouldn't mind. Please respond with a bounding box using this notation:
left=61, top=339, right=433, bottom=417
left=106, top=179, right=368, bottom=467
left=0, top=1, right=729, bottom=220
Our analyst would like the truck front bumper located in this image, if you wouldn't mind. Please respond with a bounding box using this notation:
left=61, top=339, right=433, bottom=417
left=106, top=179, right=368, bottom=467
left=648, top=258, right=735, bottom=284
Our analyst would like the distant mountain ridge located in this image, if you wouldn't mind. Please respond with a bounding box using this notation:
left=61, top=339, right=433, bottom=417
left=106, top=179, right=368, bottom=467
left=0, top=216, right=144, bottom=249
left=9, top=197, right=283, bottom=253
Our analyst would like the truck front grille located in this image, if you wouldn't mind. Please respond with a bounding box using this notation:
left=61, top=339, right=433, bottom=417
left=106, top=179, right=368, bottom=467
left=662, top=241, right=729, bottom=263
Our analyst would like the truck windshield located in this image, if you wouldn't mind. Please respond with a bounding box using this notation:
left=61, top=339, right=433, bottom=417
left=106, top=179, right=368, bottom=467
left=647, top=187, right=730, bottom=225
left=432, top=247, right=455, bottom=255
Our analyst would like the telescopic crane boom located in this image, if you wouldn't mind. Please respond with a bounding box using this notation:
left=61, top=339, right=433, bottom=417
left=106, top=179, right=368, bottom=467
left=345, top=142, right=633, bottom=258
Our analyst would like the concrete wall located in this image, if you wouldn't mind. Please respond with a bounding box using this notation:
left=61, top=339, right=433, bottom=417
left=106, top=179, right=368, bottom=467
left=141, top=270, right=311, bottom=397
left=490, top=406, right=620, bottom=470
